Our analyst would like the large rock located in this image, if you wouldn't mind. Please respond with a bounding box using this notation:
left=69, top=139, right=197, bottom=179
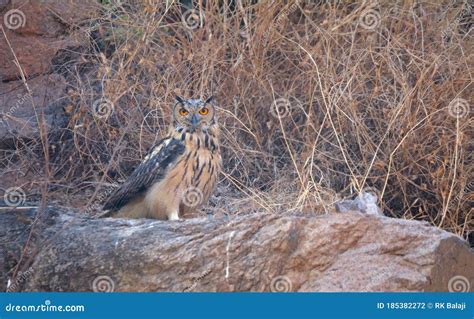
left=1, top=207, right=472, bottom=292
left=0, top=0, right=99, bottom=146
left=0, top=0, right=98, bottom=81
left=0, top=73, right=67, bottom=146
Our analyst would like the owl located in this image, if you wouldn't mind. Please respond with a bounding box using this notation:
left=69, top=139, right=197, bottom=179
left=102, top=96, right=221, bottom=220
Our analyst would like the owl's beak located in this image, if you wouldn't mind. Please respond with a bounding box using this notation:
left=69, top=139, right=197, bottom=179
left=190, top=114, right=199, bottom=131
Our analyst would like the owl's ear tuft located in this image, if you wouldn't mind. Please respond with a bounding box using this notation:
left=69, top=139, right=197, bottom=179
left=175, top=95, right=185, bottom=104
left=205, top=96, right=214, bottom=104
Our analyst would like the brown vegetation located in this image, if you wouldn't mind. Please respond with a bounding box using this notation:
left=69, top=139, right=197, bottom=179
left=1, top=0, right=472, bottom=243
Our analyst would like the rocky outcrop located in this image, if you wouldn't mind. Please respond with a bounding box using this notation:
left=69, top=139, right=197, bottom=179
left=0, top=0, right=97, bottom=81
left=2, top=207, right=472, bottom=292
left=0, top=73, right=67, bottom=145
left=0, top=0, right=98, bottom=144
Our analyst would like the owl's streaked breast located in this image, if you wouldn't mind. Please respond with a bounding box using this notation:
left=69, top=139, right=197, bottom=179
left=164, top=127, right=221, bottom=214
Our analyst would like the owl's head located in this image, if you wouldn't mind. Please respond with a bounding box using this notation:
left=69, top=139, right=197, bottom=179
left=172, top=96, right=216, bottom=133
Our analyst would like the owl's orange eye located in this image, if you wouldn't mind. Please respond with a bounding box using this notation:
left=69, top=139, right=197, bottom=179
left=199, top=108, right=209, bottom=115
left=179, top=108, right=189, bottom=116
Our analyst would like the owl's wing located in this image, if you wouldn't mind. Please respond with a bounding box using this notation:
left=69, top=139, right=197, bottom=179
left=102, top=137, right=185, bottom=213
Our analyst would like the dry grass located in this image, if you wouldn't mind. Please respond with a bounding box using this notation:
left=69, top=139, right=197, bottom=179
left=1, top=0, right=472, bottom=243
